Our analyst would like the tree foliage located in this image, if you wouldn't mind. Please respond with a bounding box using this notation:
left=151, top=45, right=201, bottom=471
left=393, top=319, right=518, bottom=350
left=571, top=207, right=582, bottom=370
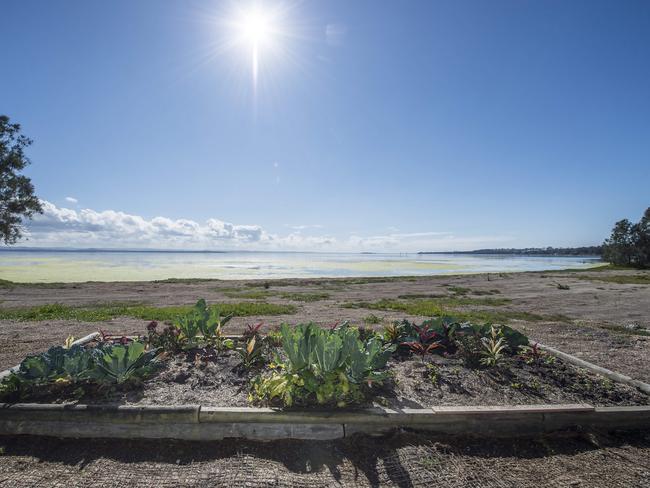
left=0, top=115, right=42, bottom=244
left=602, top=207, right=650, bottom=268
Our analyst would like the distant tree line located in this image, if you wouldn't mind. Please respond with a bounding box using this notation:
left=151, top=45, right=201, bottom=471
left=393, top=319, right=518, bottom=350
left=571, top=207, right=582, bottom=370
left=418, top=247, right=602, bottom=256
left=602, top=207, right=650, bottom=268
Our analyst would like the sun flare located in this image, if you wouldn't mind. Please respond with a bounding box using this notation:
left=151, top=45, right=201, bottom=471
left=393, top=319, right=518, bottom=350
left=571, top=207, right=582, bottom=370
left=228, top=5, right=284, bottom=93
left=238, top=8, right=273, bottom=46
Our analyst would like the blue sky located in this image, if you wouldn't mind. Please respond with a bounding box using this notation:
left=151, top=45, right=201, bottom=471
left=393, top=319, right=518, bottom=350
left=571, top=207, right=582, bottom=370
left=2, top=0, right=649, bottom=251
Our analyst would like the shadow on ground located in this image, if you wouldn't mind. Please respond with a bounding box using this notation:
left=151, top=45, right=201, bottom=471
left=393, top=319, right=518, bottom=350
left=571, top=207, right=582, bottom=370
left=2, top=429, right=650, bottom=487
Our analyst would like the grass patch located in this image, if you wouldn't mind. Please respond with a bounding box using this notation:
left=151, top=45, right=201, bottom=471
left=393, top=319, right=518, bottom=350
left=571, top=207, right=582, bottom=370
left=472, top=288, right=502, bottom=295
left=363, top=313, right=383, bottom=325
left=221, top=289, right=274, bottom=299
left=0, top=302, right=297, bottom=322
left=152, top=278, right=221, bottom=284
left=394, top=296, right=511, bottom=307
left=398, top=293, right=449, bottom=300
left=577, top=274, right=650, bottom=285
left=447, top=285, right=470, bottom=295
left=219, top=289, right=330, bottom=302
left=600, top=324, right=650, bottom=337
left=244, top=276, right=421, bottom=288
left=342, top=298, right=570, bottom=324
left=0, top=279, right=76, bottom=289
left=279, top=292, right=330, bottom=302
left=553, top=264, right=633, bottom=273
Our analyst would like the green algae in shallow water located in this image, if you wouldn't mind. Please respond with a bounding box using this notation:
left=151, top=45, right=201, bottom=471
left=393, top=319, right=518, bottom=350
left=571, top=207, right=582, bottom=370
left=0, top=251, right=602, bottom=283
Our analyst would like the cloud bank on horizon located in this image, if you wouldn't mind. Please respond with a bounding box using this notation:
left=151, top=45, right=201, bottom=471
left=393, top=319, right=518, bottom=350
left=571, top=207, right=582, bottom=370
left=20, top=201, right=512, bottom=253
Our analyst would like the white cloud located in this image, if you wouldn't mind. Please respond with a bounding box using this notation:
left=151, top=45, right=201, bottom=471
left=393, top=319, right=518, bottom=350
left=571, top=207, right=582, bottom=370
left=27, top=201, right=268, bottom=249
left=23, top=201, right=513, bottom=252
left=64, top=196, right=78, bottom=204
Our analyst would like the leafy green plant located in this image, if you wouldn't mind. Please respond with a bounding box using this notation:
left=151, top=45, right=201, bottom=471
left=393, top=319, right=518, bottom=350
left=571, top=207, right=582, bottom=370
left=456, top=333, right=484, bottom=369
left=454, top=322, right=528, bottom=352
left=146, top=321, right=183, bottom=352
left=18, top=346, right=68, bottom=382
left=236, top=336, right=266, bottom=369
left=382, top=321, right=406, bottom=344
left=425, top=363, right=439, bottom=385
left=171, top=299, right=233, bottom=349
left=90, top=342, right=160, bottom=384
left=519, top=342, right=544, bottom=365
left=0, top=340, right=162, bottom=402
left=251, top=323, right=394, bottom=407
left=265, top=326, right=283, bottom=347
left=479, top=325, right=507, bottom=368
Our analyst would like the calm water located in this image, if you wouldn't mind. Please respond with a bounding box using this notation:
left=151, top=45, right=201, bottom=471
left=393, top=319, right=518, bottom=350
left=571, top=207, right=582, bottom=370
left=0, top=250, right=602, bottom=283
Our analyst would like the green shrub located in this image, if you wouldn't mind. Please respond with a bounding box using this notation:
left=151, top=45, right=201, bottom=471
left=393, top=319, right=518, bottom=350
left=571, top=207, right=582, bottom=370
left=0, top=341, right=161, bottom=401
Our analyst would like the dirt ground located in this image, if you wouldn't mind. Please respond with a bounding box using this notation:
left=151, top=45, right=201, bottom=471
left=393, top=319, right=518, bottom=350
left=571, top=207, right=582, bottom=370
left=1, top=268, right=649, bottom=486
left=2, top=429, right=650, bottom=487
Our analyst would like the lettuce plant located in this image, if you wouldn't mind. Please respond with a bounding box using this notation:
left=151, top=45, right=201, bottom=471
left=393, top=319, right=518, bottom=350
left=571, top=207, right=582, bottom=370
left=251, top=323, right=394, bottom=407
left=0, top=340, right=161, bottom=401
left=173, top=299, right=232, bottom=349
left=90, top=342, right=160, bottom=384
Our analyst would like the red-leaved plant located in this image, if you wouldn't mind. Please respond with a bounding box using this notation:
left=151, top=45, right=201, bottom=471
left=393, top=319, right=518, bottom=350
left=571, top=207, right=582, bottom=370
left=402, top=341, right=444, bottom=361
left=243, top=321, right=265, bottom=339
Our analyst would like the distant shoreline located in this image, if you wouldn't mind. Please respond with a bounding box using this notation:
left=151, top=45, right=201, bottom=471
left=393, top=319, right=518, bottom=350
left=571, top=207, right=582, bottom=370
left=418, top=247, right=602, bottom=257
left=0, top=246, right=602, bottom=256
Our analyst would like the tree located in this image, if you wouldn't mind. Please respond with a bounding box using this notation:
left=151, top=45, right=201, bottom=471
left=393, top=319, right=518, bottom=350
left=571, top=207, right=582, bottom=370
left=602, top=208, right=650, bottom=268
left=635, top=208, right=650, bottom=267
left=0, top=115, right=43, bottom=244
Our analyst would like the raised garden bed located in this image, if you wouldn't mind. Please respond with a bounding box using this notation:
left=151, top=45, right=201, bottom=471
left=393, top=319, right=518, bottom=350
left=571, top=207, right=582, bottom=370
left=15, top=347, right=646, bottom=408
left=1, top=299, right=649, bottom=440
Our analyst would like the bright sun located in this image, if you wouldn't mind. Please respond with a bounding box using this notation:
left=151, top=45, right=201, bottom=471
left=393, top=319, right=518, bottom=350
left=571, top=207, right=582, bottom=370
left=213, top=3, right=292, bottom=99
left=239, top=8, right=273, bottom=46
left=230, top=5, right=282, bottom=90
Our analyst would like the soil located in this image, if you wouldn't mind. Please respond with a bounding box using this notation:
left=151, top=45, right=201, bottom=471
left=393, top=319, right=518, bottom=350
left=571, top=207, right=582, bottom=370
left=384, top=355, right=648, bottom=407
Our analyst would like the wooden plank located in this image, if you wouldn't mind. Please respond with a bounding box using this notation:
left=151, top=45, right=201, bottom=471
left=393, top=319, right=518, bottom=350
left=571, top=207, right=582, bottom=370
left=0, top=420, right=344, bottom=440
left=431, top=404, right=594, bottom=415
left=0, top=403, right=199, bottom=424
left=200, top=406, right=435, bottom=425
